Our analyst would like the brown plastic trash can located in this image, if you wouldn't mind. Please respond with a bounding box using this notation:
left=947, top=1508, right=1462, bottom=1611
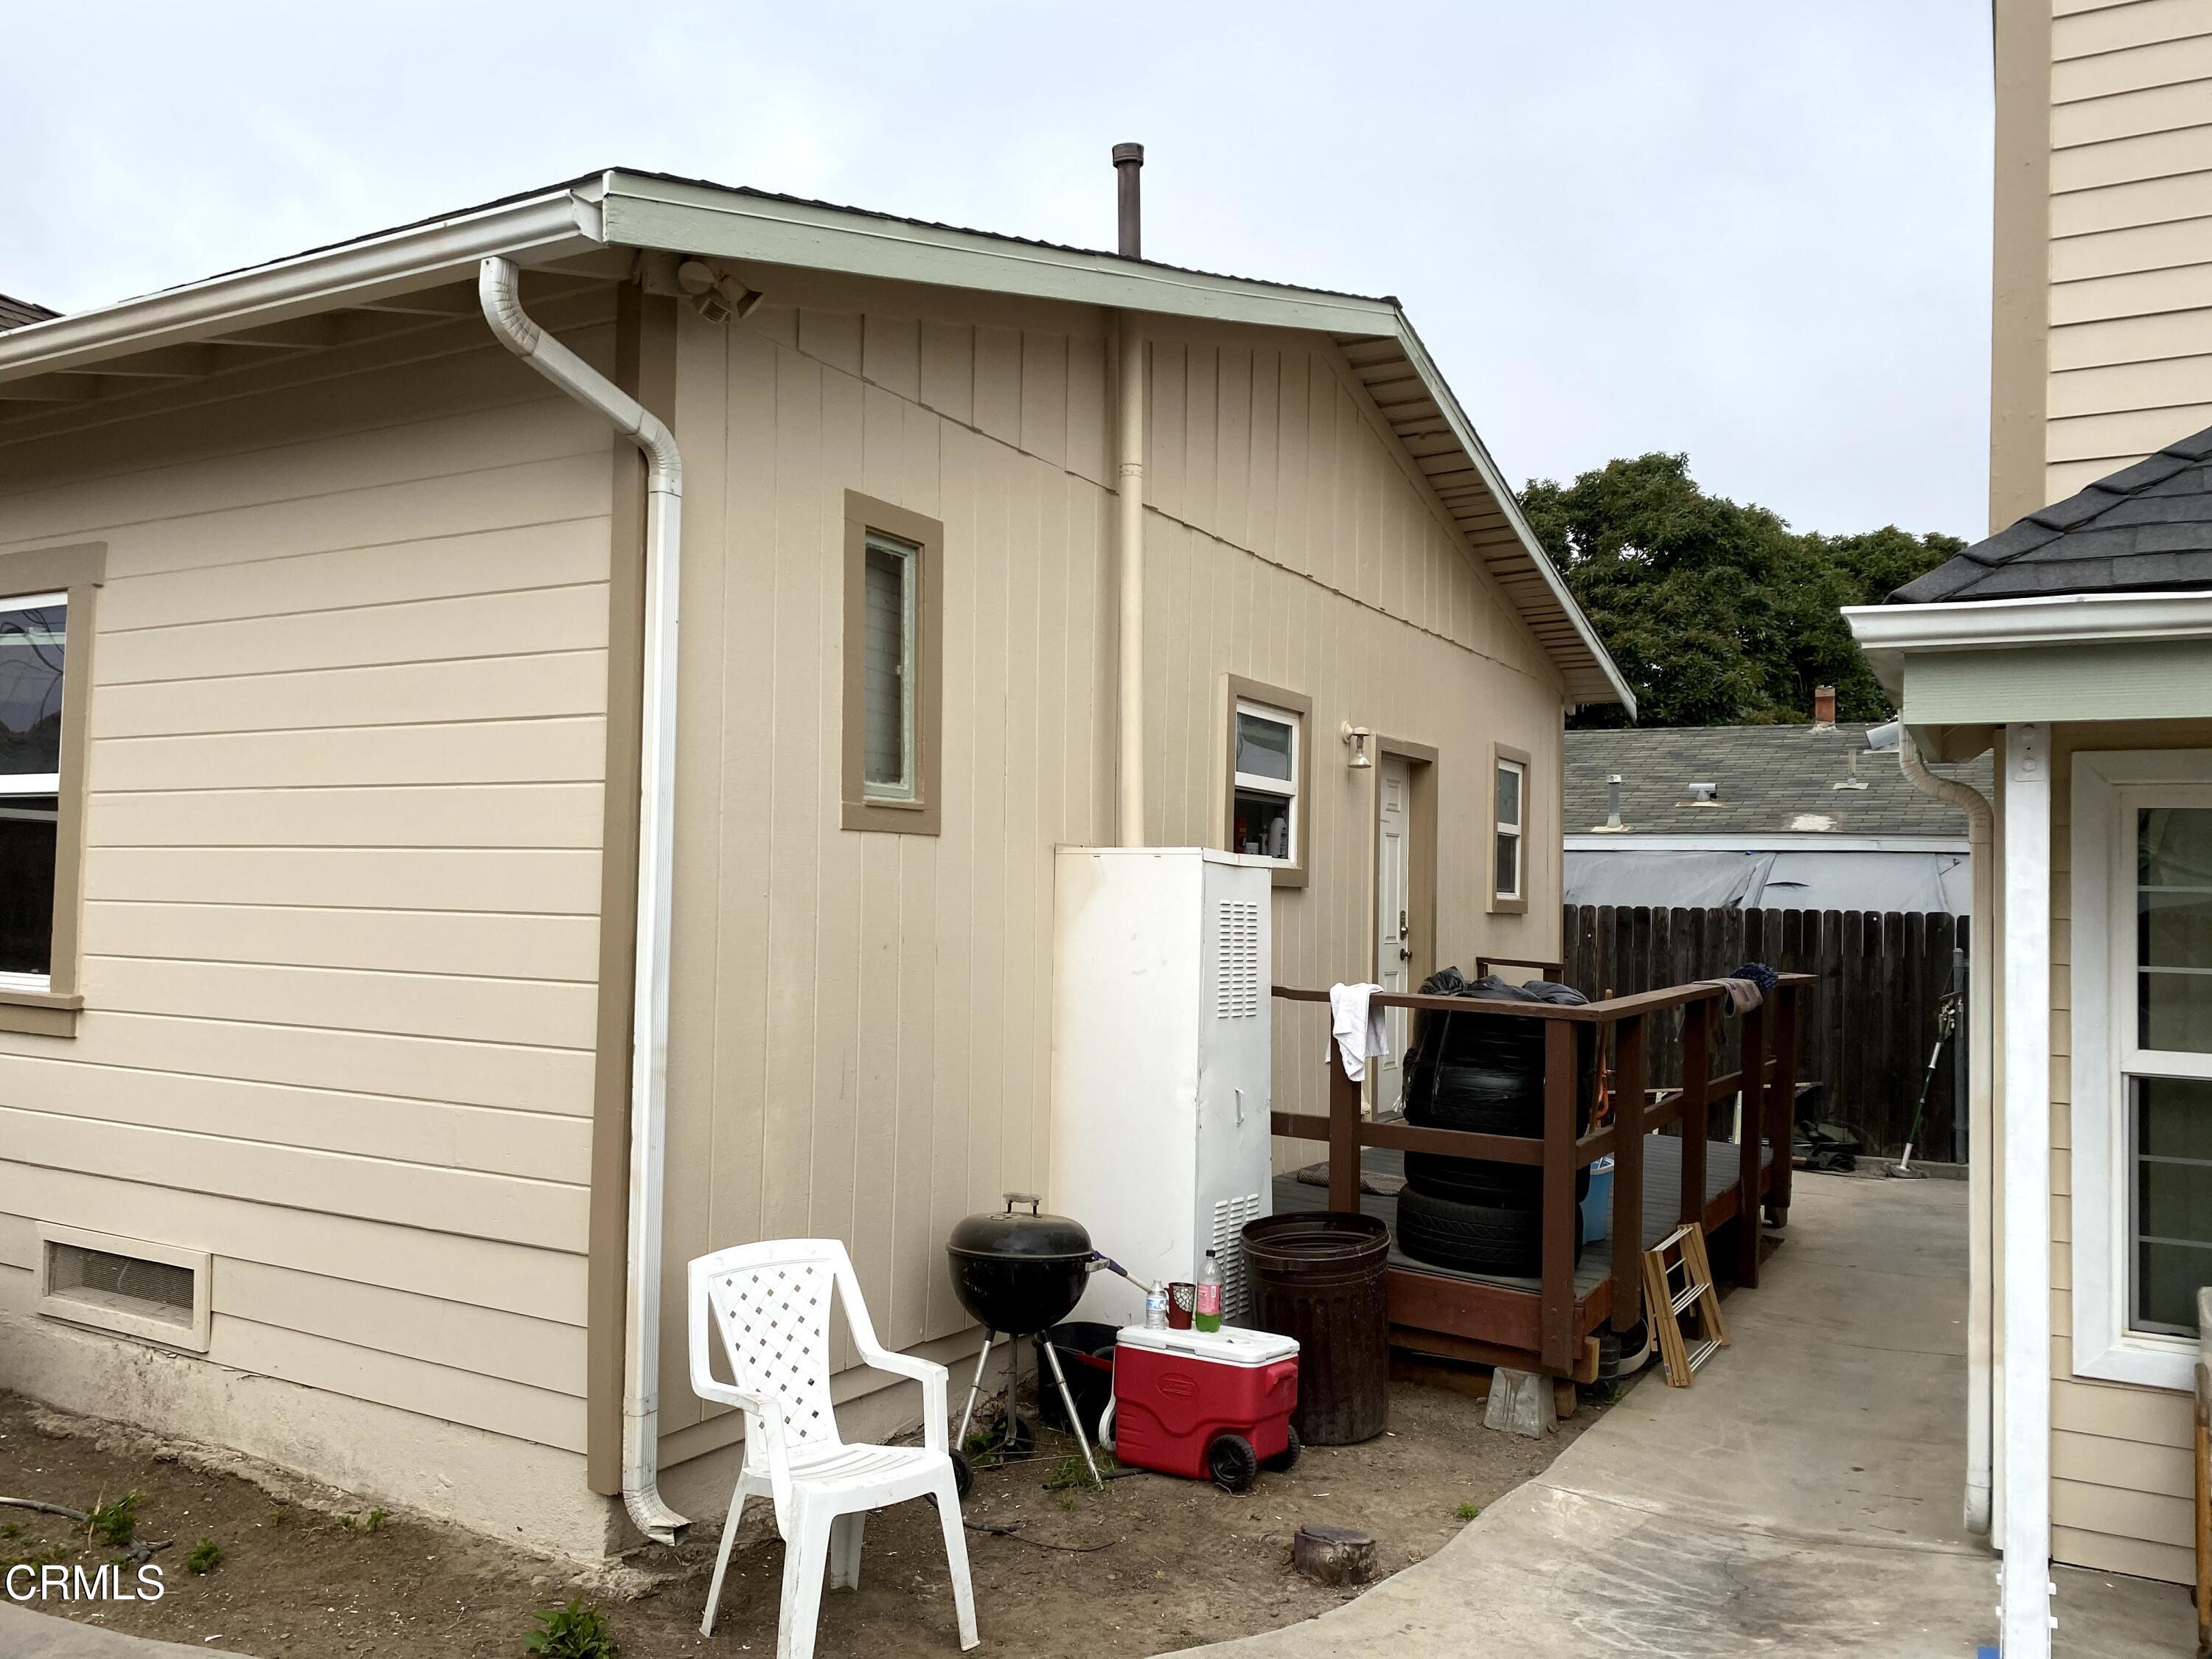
left=1242, top=1211, right=1390, bottom=1444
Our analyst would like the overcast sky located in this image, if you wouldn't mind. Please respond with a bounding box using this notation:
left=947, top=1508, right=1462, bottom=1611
left=4, top=2, right=1992, bottom=538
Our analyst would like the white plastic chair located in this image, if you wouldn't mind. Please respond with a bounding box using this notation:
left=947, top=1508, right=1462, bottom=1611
left=689, top=1238, right=978, bottom=1658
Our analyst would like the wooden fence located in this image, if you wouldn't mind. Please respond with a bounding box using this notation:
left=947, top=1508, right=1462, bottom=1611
left=1559, top=905, right=1966, bottom=1161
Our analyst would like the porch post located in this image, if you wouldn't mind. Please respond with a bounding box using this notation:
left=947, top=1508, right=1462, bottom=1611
left=2000, top=722, right=2052, bottom=1659
left=1610, top=1013, right=1646, bottom=1333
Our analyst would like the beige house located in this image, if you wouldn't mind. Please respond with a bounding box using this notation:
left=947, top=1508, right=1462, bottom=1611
left=1848, top=3, right=2212, bottom=1649
left=0, top=167, right=1630, bottom=1557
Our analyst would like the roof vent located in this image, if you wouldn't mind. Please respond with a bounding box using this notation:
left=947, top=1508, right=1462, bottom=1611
left=1682, top=782, right=1720, bottom=805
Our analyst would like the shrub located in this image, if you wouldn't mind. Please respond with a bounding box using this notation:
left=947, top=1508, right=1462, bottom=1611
left=185, top=1538, right=223, bottom=1574
left=524, top=1598, right=618, bottom=1659
left=84, top=1492, right=145, bottom=1549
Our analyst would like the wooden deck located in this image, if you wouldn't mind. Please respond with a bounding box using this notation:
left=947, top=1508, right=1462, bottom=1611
left=1268, top=965, right=1808, bottom=1380
left=1270, top=1136, right=1778, bottom=1378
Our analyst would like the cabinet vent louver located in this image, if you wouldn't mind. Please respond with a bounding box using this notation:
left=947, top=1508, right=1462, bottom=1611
left=1217, top=900, right=1262, bottom=1019
left=1210, top=1191, right=1262, bottom=1324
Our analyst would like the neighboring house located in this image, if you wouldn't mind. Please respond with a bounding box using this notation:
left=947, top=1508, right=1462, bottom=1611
left=1844, top=4, right=2212, bottom=1647
left=1562, top=714, right=1988, bottom=915
left=0, top=167, right=1630, bottom=1558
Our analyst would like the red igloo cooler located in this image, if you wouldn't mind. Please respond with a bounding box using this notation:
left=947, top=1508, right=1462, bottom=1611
left=1110, top=1324, right=1301, bottom=1491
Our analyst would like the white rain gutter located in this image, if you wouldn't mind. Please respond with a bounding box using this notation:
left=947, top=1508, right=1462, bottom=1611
left=1896, top=728, right=1996, bottom=1534
left=1116, top=313, right=1146, bottom=846
left=479, top=256, right=689, bottom=1545
left=0, top=189, right=600, bottom=383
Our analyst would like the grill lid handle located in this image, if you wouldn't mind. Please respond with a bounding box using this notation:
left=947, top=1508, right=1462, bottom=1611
left=1003, top=1192, right=1042, bottom=1214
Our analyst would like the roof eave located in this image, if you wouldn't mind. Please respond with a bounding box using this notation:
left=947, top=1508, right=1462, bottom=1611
left=0, top=187, right=605, bottom=384
left=1387, top=316, right=1636, bottom=713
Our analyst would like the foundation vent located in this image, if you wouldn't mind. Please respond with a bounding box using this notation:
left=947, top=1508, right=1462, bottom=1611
left=37, top=1225, right=211, bottom=1352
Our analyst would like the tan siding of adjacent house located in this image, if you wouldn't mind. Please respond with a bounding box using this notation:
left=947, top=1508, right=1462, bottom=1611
left=2041, top=0, right=2212, bottom=500
left=0, top=310, right=618, bottom=1537
left=2041, top=719, right=2212, bottom=1585
left=650, top=272, right=1569, bottom=1472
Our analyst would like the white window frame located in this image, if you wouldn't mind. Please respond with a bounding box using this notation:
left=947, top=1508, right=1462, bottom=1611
left=0, top=588, right=68, bottom=994
left=1495, top=756, right=1526, bottom=902
left=860, top=532, right=918, bottom=803
left=2070, top=748, right=2212, bottom=1390
left=1231, top=699, right=1301, bottom=866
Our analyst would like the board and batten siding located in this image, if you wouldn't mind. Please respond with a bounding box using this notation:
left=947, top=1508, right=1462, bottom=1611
left=0, top=317, right=619, bottom=1540
left=2042, top=719, right=2212, bottom=1585
left=650, top=273, right=1570, bottom=1472
left=2042, top=0, right=2212, bottom=499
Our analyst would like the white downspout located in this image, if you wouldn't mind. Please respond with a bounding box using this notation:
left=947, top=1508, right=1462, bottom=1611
left=479, top=257, right=690, bottom=1545
left=1116, top=313, right=1146, bottom=846
left=1897, top=728, right=1997, bottom=1535
left=1997, top=721, right=2053, bottom=1658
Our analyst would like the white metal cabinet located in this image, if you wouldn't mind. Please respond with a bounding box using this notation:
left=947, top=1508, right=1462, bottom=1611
left=1047, top=848, right=1274, bottom=1329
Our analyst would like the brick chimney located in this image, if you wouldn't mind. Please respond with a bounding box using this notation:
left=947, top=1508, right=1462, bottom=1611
left=1812, top=685, right=1837, bottom=728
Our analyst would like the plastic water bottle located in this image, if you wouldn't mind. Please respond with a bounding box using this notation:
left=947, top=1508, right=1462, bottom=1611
left=1194, top=1250, right=1224, bottom=1332
left=1144, top=1281, right=1169, bottom=1329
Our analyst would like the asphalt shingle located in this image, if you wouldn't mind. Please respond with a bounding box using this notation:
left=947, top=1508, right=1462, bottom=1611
left=1894, top=422, right=2212, bottom=602
left=1565, top=724, right=1990, bottom=838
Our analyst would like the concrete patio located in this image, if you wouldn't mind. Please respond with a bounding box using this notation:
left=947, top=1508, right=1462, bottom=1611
left=1183, top=1173, right=2195, bottom=1658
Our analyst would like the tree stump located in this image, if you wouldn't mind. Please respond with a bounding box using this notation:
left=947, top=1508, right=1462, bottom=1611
left=1292, top=1523, right=1377, bottom=1586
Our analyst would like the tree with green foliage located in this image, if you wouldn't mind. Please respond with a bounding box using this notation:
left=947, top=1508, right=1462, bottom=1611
left=1520, top=453, right=1964, bottom=728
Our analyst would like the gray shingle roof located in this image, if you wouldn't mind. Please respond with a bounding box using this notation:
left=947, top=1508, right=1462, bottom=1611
left=1565, top=725, right=1991, bottom=838
left=0, top=293, right=56, bottom=331
left=1893, top=424, right=2212, bottom=602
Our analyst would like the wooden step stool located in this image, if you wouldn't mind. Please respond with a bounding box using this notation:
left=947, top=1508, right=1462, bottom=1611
left=1643, top=1222, right=1729, bottom=1388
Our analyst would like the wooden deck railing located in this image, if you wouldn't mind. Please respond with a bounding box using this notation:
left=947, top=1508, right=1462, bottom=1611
left=1268, top=973, right=1809, bottom=1375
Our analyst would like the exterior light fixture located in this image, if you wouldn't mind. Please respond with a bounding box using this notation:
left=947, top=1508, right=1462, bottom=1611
left=1340, top=722, right=1373, bottom=769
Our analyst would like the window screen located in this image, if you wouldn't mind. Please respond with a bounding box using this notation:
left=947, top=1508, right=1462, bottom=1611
left=2129, top=805, right=2212, bottom=1334
left=861, top=535, right=916, bottom=798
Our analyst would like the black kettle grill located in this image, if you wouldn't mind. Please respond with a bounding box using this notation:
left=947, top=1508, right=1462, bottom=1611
left=945, top=1194, right=1110, bottom=1493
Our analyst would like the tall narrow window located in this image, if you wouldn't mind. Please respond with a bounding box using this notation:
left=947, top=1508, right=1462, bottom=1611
left=841, top=493, right=942, bottom=835
left=0, top=591, right=66, bottom=988
left=1492, top=747, right=1528, bottom=910
left=861, top=535, right=917, bottom=801
left=2129, top=803, right=2212, bottom=1335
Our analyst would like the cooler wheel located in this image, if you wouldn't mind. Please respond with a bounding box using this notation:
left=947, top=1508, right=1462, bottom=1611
left=1206, top=1433, right=1258, bottom=1493
left=1261, top=1423, right=1301, bottom=1474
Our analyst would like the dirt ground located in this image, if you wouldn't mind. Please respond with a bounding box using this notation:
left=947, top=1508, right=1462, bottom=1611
left=1, top=1373, right=1610, bottom=1658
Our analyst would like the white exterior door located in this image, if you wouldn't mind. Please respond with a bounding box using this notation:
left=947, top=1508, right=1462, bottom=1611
left=1375, top=755, right=1413, bottom=1116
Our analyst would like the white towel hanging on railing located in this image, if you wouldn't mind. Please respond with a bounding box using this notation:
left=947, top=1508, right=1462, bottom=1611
left=1326, top=981, right=1389, bottom=1082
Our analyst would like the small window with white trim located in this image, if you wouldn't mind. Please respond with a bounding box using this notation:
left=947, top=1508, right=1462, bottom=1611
left=1231, top=701, right=1300, bottom=865
left=1493, top=752, right=1527, bottom=905
left=0, top=591, right=67, bottom=988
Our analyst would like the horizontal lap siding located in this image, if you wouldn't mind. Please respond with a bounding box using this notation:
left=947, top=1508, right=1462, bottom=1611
left=2046, top=0, right=2212, bottom=498
left=0, top=327, right=617, bottom=1451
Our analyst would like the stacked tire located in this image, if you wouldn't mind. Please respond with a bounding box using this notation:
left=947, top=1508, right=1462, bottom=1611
left=1394, top=973, right=1598, bottom=1278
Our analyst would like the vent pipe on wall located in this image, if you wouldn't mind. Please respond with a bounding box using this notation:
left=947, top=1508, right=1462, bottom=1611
left=1113, top=143, right=1144, bottom=259
left=1113, top=145, right=1148, bottom=846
